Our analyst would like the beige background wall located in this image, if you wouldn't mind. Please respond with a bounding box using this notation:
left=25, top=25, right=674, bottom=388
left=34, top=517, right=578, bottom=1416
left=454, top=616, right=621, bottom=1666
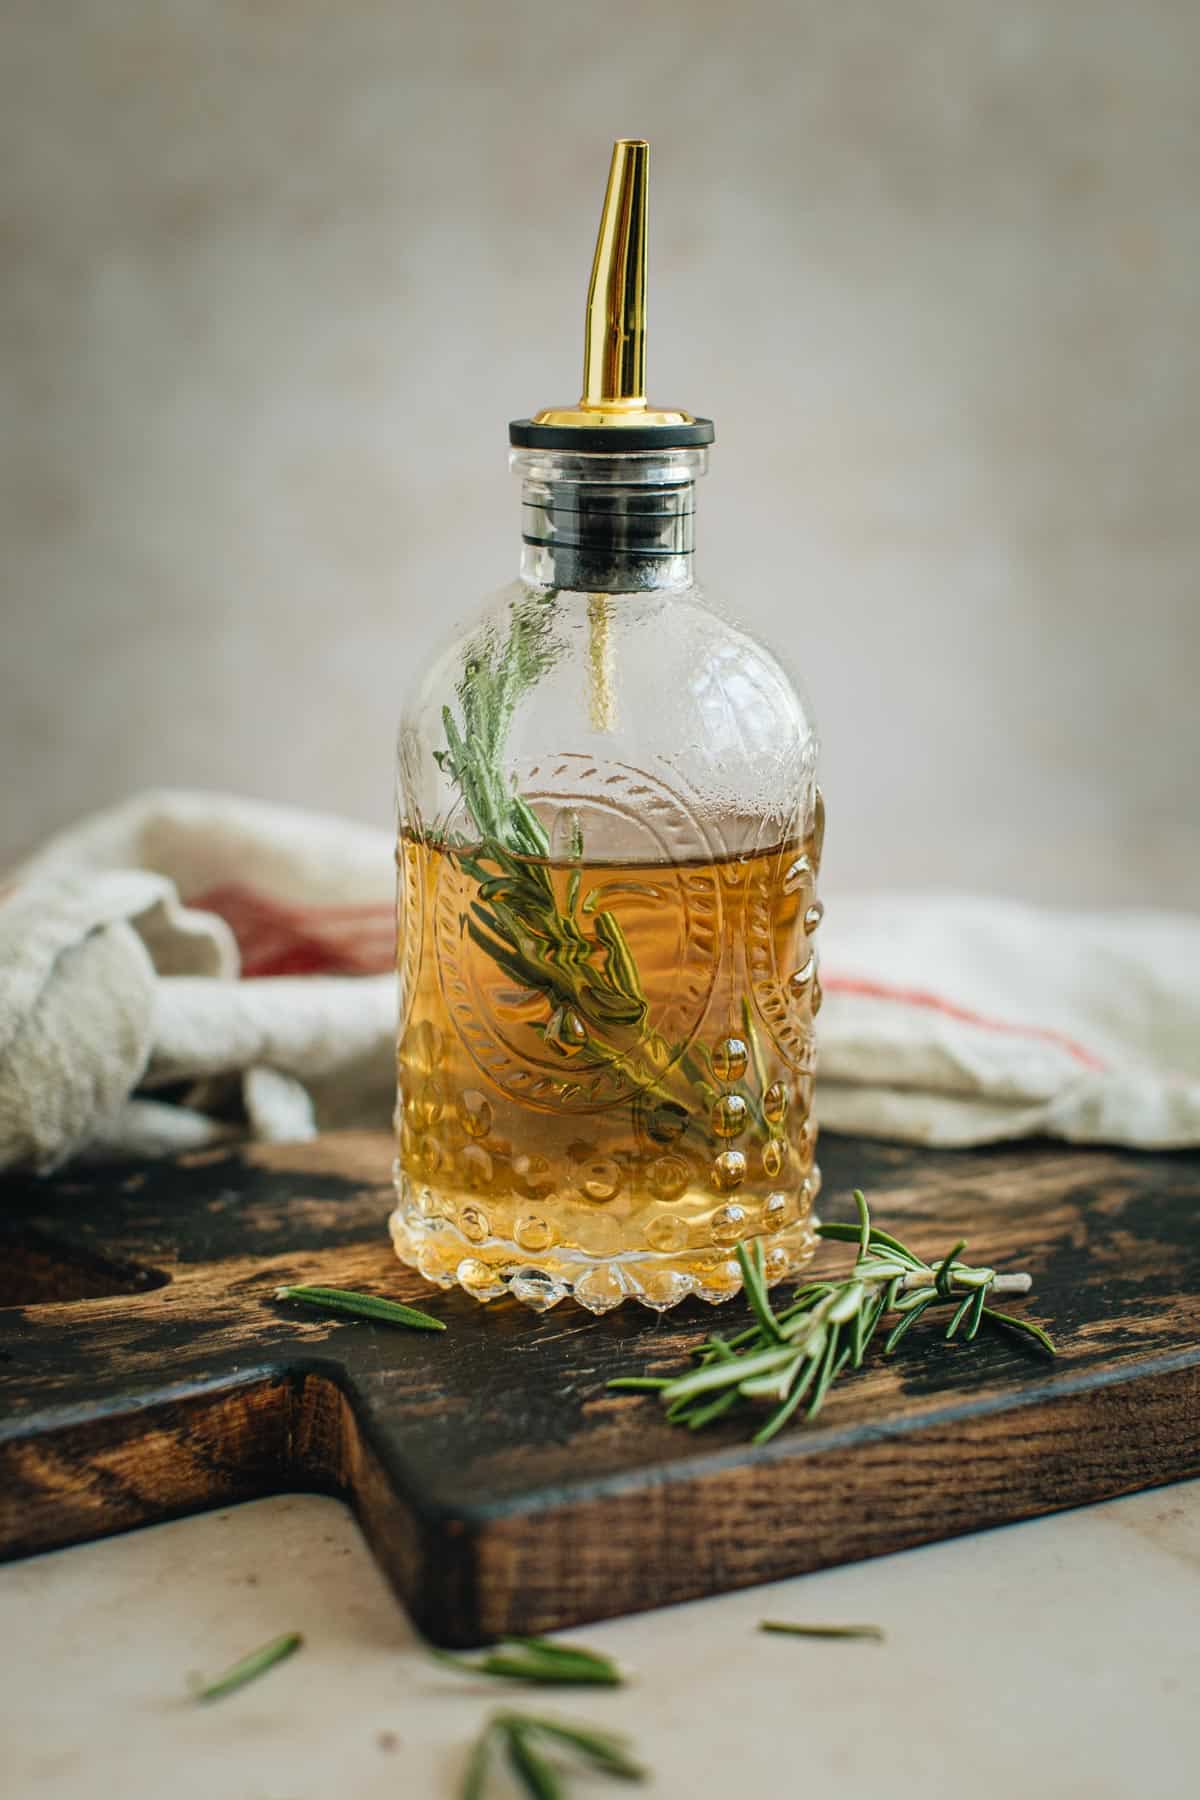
left=3, top=1, right=1196, bottom=904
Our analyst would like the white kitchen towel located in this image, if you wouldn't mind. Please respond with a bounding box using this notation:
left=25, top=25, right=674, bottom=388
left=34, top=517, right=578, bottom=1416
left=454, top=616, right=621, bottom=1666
left=817, top=896, right=1200, bottom=1146
left=2, top=789, right=1197, bottom=1173
left=1, top=791, right=396, bottom=1170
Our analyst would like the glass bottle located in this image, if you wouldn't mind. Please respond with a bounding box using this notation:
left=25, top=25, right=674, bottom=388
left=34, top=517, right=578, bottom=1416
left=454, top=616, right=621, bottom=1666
left=392, top=140, right=823, bottom=1313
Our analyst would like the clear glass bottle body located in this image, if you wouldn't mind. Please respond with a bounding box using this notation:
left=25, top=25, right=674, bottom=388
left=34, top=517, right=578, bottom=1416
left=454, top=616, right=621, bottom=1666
left=391, top=448, right=823, bottom=1312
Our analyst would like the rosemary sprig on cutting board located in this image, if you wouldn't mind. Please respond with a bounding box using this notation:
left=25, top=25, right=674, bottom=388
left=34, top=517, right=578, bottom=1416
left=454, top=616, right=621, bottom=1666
left=609, top=1190, right=1055, bottom=1443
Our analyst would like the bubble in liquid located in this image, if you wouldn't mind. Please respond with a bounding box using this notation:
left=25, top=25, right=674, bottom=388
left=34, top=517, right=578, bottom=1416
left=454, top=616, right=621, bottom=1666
left=782, top=855, right=812, bottom=897
left=457, top=1089, right=493, bottom=1139
left=763, top=1081, right=789, bottom=1126
left=512, top=1152, right=555, bottom=1198
left=711, top=1202, right=749, bottom=1245
left=762, top=1138, right=790, bottom=1180
left=711, top=1094, right=749, bottom=1140
left=651, top=1154, right=690, bottom=1201
left=788, top=956, right=816, bottom=998
left=804, top=900, right=825, bottom=935
left=645, top=1213, right=689, bottom=1253
left=763, top=1192, right=790, bottom=1228
left=573, top=1264, right=628, bottom=1315
left=697, top=1258, right=744, bottom=1302
left=574, top=1154, right=622, bottom=1203
left=417, top=1078, right=445, bottom=1129
left=456, top=1257, right=505, bottom=1301
left=417, top=1136, right=443, bottom=1180
left=761, top=1244, right=790, bottom=1282
left=638, top=1267, right=697, bottom=1311
left=458, top=1205, right=490, bottom=1244
left=646, top=1100, right=689, bottom=1145
left=711, top=1150, right=747, bottom=1192
left=514, top=1214, right=556, bottom=1253
left=509, top=1266, right=568, bottom=1312
left=399, top=1019, right=443, bottom=1079
left=415, top=1241, right=447, bottom=1283
left=711, top=1036, right=748, bottom=1083
left=460, top=1144, right=494, bottom=1192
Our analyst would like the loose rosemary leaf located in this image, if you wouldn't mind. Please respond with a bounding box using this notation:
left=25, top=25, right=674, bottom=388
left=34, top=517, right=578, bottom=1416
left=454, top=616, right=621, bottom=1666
left=463, top=1713, right=646, bottom=1797
left=190, top=1631, right=303, bottom=1702
left=462, top=1723, right=495, bottom=1800
left=503, top=1715, right=647, bottom=1782
left=760, top=1620, right=885, bottom=1642
left=273, top=1285, right=445, bottom=1332
left=505, top=1724, right=565, bottom=1800
left=505, top=1637, right=621, bottom=1675
left=433, top=1636, right=624, bottom=1687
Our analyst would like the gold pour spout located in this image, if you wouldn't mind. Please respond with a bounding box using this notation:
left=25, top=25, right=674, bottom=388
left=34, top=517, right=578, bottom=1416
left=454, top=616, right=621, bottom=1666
left=532, top=139, right=695, bottom=432
left=582, top=138, right=649, bottom=412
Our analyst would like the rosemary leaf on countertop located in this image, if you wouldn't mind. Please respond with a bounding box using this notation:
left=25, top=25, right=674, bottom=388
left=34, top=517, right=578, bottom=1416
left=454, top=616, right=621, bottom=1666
left=190, top=1631, right=303, bottom=1702
left=463, top=1712, right=646, bottom=1797
left=434, top=1635, right=624, bottom=1687
left=273, top=1284, right=445, bottom=1331
left=507, top=1715, right=644, bottom=1779
left=760, top=1620, right=886, bottom=1642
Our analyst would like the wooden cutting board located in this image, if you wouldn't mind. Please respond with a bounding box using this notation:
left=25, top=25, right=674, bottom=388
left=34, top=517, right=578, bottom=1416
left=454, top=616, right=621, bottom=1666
left=1, top=1133, right=1197, bottom=1645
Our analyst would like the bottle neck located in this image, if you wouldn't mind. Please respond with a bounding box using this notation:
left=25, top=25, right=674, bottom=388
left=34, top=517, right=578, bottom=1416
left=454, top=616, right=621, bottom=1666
left=512, top=446, right=706, bottom=593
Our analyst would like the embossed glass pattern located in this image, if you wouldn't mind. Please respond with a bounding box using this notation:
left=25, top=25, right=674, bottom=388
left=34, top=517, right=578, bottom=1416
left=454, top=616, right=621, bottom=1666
left=391, top=448, right=822, bottom=1311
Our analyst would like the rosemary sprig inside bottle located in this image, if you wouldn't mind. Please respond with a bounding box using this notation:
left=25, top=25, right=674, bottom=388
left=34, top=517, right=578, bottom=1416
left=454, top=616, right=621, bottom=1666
left=432, top=599, right=701, bottom=1123
left=609, top=1190, right=1055, bottom=1444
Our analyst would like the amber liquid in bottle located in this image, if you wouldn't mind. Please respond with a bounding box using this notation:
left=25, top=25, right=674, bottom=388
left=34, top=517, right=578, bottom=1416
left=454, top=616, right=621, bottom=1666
left=390, top=822, right=823, bottom=1313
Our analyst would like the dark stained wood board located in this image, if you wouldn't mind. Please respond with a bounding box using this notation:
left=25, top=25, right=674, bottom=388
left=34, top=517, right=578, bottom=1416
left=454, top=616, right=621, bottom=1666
left=1, top=1132, right=1198, bottom=1646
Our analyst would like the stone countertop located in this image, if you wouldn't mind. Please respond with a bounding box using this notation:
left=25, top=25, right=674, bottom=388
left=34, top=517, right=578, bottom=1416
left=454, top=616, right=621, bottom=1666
left=2, top=1480, right=1197, bottom=1799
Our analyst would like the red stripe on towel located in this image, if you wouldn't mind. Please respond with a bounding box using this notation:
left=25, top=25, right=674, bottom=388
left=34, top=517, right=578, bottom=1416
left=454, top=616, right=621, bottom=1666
left=821, top=974, right=1107, bottom=1071
left=188, top=885, right=394, bottom=978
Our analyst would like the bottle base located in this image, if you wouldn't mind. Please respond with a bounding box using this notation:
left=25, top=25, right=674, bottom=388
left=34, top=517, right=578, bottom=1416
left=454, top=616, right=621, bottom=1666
left=388, top=1190, right=818, bottom=1314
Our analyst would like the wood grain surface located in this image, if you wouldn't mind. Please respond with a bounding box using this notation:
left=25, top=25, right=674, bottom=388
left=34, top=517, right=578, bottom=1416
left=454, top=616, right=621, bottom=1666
left=1, top=1133, right=1197, bottom=1644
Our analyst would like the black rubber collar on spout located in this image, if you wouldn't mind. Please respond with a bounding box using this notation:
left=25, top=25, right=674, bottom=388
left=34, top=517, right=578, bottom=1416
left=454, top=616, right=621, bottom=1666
left=509, top=417, right=715, bottom=452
